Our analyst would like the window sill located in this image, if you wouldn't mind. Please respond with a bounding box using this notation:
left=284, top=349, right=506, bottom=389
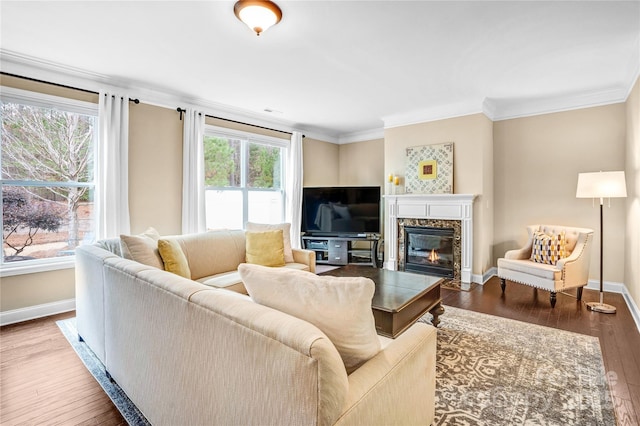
left=0, top=257, right=76, bottom=278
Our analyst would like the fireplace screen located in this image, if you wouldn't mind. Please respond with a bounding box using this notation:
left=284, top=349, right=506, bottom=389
left=404, top=226, right=455, bottom=278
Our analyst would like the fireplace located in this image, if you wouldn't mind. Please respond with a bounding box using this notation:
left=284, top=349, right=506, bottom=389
left=384, top=194, right=475, bottom=284
left=404, top=226, right=455, bottom=278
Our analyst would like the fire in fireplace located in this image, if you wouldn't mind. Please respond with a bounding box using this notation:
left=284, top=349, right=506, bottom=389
left=404, top=226, right=455, bottom=278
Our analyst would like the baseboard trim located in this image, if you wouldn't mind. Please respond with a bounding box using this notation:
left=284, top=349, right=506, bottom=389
left=622, top=288, right=640, bottom=333
left=0, top=298, right=75, bottom=326
left=473, top=267, right=497, bottom=285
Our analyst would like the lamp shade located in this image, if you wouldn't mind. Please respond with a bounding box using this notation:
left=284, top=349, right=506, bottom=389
left=576, top=171, right=627, bottom=198
left=234, top=0, right=282, bottom=36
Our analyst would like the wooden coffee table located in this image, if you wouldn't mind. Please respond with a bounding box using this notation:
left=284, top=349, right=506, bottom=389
left=320, top=265, right=444, bottom=338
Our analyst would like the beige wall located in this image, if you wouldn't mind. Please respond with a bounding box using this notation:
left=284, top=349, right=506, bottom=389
left=303, top=137, right=340, bottom=186
left=1, top=268, right=76, bottom=311
left=625, top=77, right=640, bottom=307
left=493, top=103, right=627, bottom=283
left=338, top=139, right=385, bottom=187
left=384, top=113, right=494, bottom=278
left=128, top=103, right=183, bottom=235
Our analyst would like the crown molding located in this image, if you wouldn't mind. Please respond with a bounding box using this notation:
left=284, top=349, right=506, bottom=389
left=623, top=34, right=640, bottom=99
left=382, top=100, right=483, bottom=130
left=485, top=86, right=629, bottom=122
left=337, top=127, right=384, bottom=144
left=0, top=50, right=339, bottom=143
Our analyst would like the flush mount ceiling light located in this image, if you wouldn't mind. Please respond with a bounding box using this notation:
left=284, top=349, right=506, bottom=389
left=234, top=0, right=282, bottom=36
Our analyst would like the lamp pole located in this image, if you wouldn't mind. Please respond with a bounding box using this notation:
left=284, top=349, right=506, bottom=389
left=586, top=196, right=616, bottom=313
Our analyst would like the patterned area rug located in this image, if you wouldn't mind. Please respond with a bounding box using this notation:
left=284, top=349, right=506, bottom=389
left=58, top=307, right=615, bottom=426
left=421, top=306, right=615, bottom=425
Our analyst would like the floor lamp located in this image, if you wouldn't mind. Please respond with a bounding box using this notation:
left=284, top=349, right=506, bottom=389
left=576, top=170, right=627, bottom=314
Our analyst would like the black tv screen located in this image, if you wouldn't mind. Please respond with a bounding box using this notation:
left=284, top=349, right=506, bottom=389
left=301, top=186, right=381, bottom=236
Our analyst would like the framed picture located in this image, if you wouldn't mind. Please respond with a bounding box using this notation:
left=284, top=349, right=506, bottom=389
left=405, top=142, right=453, bottom=194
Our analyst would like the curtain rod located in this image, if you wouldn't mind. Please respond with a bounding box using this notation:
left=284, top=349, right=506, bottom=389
left=1, top=72, right=140, bottom=103
left=176, top=107, right=304, bottom=138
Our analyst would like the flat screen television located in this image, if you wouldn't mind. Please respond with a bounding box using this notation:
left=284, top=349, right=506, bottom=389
left=301, top=186, right=381, bottom=236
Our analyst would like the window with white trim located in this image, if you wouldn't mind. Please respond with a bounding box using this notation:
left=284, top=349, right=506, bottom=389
left=203, top=126, right=287, bottom=230
left=1, top=87, right=98, bottom=271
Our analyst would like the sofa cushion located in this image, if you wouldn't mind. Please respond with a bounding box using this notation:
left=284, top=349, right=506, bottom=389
left=246, top=222, right=294, bottom=263
left=245, top=230, right=286, bottom=267
left=120, top=227, right=164, bottom=269
left=238, top=264, right=381, bottom=374
left=197, top=271, right=248, bottom=294
left=197, top=263, right=311, bottom=294
left=530, top=230, right=566, bottom=265
left=158, top=238, right=191, bottom=278
left=497, top=258, right=562, bottom=281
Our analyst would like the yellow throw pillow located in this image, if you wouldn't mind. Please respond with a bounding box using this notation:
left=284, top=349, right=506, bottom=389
left=157, top=239, right=191, bottom=278
left=245, top=222, right=294, bottom=263
left=245, top=230, right=286, bottom=267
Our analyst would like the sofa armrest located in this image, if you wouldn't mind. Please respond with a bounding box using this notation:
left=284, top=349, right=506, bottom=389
left=292, top=248, right=316, bottom=273
left=334, top=322, right=436, bottom=426
left=556, top=231, right=593, bottom=286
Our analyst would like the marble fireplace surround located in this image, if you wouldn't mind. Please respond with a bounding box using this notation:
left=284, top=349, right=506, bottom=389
left=384, top=194, right=476, bottom=284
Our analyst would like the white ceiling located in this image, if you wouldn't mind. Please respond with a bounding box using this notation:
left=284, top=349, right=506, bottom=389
left=1, top=1, right=639, bottom=143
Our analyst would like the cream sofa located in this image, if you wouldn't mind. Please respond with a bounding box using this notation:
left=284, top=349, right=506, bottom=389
left=75, top=229, right=437, bottom=425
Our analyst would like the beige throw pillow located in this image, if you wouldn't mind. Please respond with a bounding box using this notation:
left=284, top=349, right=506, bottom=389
left=246, top=222, right=294, bottom=263
left=120, top=227, right=164, bottom=269
left=238, top=264, right=381, bottom=373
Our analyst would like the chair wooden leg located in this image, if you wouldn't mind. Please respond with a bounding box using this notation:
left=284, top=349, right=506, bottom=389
left=577, top=286, right=584, bottom=301
left=500, top=278, right=506, bottom=293
left=550, top=292, right=557, bottom=308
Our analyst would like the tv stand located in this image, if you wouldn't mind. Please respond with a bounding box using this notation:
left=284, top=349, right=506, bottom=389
left=302, top=235, right=380, bottom=267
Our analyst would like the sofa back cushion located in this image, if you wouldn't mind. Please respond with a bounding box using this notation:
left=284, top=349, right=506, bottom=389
left=169, top=230, right=246, bottom=280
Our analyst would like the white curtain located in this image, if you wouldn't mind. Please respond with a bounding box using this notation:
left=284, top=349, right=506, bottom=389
left=96, top=92, right=130, bottom=239
left=286, top=131, right=304, bottom=248
left=181, top=108, right=206, bottom=234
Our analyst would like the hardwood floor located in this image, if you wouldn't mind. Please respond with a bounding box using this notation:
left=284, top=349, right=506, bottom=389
left=0, top=311, right=125, bottom=425
left=1, top=277, right=638, bottom=425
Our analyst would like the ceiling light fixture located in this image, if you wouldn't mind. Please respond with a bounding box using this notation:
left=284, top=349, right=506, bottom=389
left=234, top=0, right=282, bottom=36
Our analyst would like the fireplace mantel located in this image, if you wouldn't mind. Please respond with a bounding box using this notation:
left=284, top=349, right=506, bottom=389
left=384, top=194, right=476, bottom=284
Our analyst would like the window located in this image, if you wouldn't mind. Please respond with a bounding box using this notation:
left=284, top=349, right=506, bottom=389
left=203, top=126, right=287, bottom=230
left=1, top=87, right=98, bottom=272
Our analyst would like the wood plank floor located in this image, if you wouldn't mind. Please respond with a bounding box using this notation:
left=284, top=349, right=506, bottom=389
left=1, top=276, right=638, bottom=425
left=0, top=311, right=125, bottom=426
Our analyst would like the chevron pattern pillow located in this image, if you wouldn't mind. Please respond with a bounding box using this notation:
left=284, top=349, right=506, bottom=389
left=531, top=230, right=566, bottom=265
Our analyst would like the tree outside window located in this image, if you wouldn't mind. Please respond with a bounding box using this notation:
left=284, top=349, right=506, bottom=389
left=1, top=90, right=97, bottom=264
left=203, top=130, right=286, bottom=230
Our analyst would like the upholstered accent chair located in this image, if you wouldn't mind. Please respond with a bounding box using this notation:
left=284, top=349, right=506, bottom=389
left=497, top=225, right=594, bottom=308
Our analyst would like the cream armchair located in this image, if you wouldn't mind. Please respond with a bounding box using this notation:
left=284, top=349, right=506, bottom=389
left=497, top=225, right=594, bottom=308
